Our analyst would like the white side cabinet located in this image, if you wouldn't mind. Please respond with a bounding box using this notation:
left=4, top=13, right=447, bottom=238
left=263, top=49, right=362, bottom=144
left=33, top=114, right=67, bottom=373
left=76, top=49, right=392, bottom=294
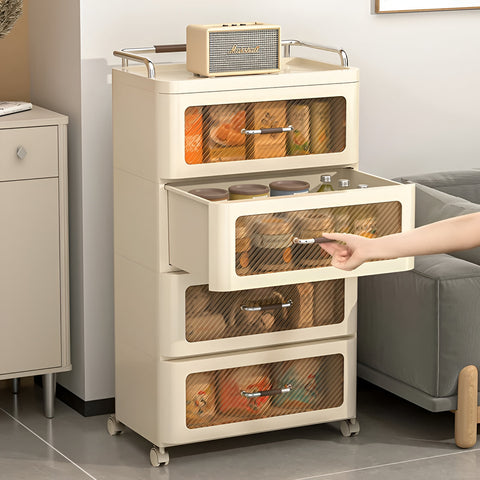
left=0, top=106, right=70, bottom=418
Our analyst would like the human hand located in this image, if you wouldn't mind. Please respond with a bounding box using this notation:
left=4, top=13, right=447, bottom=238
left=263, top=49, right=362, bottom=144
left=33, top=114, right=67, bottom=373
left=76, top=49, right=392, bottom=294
left=320, top=233, right=375, bottom=271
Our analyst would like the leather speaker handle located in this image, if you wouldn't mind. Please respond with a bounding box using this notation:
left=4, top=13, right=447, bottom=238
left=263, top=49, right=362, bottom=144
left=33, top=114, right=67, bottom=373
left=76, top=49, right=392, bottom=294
left=154, top=44, right=187, bottom=53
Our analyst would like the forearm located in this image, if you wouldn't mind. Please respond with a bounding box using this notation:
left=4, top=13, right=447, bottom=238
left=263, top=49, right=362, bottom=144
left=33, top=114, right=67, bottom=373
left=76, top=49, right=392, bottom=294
left=365, top=212, right=480, bottom=260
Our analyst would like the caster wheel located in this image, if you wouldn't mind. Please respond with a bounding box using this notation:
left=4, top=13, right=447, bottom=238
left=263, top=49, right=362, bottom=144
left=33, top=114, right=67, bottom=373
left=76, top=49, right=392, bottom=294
left=107, top=415, right=123, bottom=436
left=150, top=446, right=169, bottom=467
left=340, top=418, right=360, bottom=437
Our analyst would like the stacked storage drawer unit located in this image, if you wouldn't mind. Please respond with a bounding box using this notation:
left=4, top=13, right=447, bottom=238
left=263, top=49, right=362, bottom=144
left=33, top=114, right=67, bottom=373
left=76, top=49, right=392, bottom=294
left=111, top=46, right=415, bottom=466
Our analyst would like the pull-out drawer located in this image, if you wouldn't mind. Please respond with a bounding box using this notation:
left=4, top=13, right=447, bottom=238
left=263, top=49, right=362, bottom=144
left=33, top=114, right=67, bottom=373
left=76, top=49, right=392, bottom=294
left=167, top=168, right=414, bottom=291
left=154, top=338, right=355, bottom=447
left=112, top=58, right=359, bottom=181
left=0, top=126, right=58, bottom=181
left=154, top=271, right=355, bottom=357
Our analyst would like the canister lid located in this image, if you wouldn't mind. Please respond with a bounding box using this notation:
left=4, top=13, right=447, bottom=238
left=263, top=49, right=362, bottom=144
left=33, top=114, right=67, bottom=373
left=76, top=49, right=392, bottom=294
left=228, top=184, right=269, bottom=196
left=189, top=188, right=229, bottom=201
left=269, top=180, right=310, bottom=192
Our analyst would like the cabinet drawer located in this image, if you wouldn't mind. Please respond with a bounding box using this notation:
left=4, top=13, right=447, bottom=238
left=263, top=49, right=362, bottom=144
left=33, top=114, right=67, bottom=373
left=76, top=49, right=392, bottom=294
left=157, top=338, right=355, bottom=446
left=153, top=271, right=355, bottom=357
left=167, top=168, right=415, bottom=291
left=0, top=126, right=58, bottom=181
left=113, top=76, right=358, bottom=180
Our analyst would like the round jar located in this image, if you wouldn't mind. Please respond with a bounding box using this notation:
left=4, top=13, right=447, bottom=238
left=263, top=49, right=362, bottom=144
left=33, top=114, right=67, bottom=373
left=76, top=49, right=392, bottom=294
left=189, top=188, right=229, bottom=201
left=251, top=215, right=293, bottom=272
left=269, top=180, right=310, bottom=196
left=228, top=184, right=269, bottom=200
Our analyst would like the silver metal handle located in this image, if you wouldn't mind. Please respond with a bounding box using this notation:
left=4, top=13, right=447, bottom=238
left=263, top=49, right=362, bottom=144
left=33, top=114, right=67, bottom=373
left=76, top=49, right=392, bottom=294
left=241, top=126, right=293, bottom=135
left=241, top=384, right=293, bottom=398
left=16, top=145, right=27, bottom=160
left=241, top=299, right=293, bottom=312
left=282, top=39, right=348, bottom=67
left=293, top=237, right=336, bottom=245
left=113, top=39, right=348, bottom=79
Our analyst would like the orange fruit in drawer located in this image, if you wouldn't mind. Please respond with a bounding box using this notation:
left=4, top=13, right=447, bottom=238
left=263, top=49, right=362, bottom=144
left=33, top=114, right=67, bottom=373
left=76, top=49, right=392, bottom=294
left=212, top=123, right=245, bottom=146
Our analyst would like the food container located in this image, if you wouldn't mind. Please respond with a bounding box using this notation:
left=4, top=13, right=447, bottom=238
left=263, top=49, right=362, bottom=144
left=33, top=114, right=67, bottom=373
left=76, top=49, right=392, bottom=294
left=250, top=215, right=294, bottom=272
left=184, top=106, right=203, bottom=164
left=228, top=184, right=269, bottom=200
left=310, top=100, right=331, bottom=154
left=189, top=188, right=228, bottom=201
left=235, top=217, right=252, bottom=274
left=287, top=104, right=310, bottom=156
left=204, top=104, right=247, bottom=162
left=269, top=180, right=310, bottom=196
left=247, top=101, right=287, bottom=159
left=185, top=372, right=217, bottom=427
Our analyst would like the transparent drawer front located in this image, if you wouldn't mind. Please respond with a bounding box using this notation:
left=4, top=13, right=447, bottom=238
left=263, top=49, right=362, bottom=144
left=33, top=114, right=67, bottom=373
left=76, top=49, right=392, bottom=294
left=236, top=201, right=401, bottom=276
left=185, top=280, right=344, bottom=342
left=185, top=97, right=346, bottom=164
left=186, top=354, right=344, bottom=429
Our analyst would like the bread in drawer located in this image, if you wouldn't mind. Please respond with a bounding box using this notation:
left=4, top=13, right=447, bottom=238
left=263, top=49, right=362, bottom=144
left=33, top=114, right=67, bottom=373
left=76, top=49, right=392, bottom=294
left=166, top=168, right=415, bottom=291
left=0, top=126, right=58, bottom=182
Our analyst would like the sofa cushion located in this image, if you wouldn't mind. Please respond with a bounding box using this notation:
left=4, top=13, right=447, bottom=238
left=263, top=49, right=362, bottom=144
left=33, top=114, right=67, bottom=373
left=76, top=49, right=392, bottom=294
left=414, top=183, right=480, bottom=266
left=396, top=169, right=480, bottom=204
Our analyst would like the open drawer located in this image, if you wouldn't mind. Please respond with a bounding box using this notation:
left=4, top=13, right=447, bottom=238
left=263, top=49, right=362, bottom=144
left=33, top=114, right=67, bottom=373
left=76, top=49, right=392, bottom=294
left=112, top=57, right=359, bottom=181
left=155, top=338, right=355, bottom=447
left=166, top=168, right=415, bottom=291
left=156, top=271, right=356, bottom=358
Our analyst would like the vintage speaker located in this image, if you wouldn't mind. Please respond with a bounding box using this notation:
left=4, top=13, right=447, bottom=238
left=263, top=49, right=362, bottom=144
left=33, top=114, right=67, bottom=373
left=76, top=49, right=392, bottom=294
left=186, top=23, right=281, bottom=77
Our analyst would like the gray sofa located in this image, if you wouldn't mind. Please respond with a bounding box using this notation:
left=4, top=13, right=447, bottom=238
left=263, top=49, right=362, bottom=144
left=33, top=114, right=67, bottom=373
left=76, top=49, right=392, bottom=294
left=357, top=170, right=480, bottom=447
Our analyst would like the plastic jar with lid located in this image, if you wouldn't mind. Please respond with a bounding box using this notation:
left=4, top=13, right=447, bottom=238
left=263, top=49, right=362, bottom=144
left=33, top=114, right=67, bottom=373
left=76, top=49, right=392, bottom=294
left=269, top=180, right=310, bottom=196
left=189, top=188, right=229, bottom=201
left=228, top=184, right=269, bottom=200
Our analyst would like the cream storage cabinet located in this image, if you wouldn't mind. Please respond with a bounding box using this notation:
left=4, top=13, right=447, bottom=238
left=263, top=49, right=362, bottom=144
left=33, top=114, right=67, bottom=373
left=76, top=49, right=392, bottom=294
left=0, top=106, right=70, bottom=418
left=111, top=42, right=414, bottom=466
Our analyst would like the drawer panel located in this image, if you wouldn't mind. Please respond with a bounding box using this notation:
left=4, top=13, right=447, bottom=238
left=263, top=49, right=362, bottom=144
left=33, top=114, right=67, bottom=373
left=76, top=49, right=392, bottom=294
left=0, top=126, right=58, bottom=181
left=166, top=168, right=415, bottom=291
left=152, top=271, right=356, bottom=357
left=157, top=338, right=355, bottom=446
left=113, top=80, right=358, bottom=181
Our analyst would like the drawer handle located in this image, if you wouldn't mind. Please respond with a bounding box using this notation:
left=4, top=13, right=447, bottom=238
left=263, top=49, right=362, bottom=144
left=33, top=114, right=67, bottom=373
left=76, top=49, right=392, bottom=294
left=241, top=125, right=293, bottom=135
left=16, top=145, right=27, bottom=160
left=241, top=384, right=293, bottom=398
left=240, top=299, right=293, bottom=312
left=292, top=237, right=336, bottom=245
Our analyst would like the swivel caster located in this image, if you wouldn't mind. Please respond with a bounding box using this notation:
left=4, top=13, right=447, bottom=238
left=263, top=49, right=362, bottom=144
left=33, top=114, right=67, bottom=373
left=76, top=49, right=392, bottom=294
left=150, top=446, right=169, bottom=467
left=340, top=418, right=360, bottom=437
left=107, top=415, right=123, bottom=436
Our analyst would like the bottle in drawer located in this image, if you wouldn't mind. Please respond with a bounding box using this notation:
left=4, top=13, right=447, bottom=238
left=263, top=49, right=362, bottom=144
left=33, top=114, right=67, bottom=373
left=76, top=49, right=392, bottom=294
left=186, top=372, right=217, bottom=428
left=246, top=101, right=287, bottom=159
left=204, top=104, right=247, bottom=162
left=287, top=103, right=310, bottom=156
left=218, top=365, right=272, bottom=418
left=250, top=214, right=294, bottom=272
left=293, top=209, right=334, bottom=268
left=310, top=99, right=331, bottom=154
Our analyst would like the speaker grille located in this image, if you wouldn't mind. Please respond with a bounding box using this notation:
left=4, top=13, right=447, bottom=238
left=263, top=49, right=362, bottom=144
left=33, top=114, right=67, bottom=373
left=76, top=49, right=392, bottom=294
left=209, top=29, right=279, bottom=73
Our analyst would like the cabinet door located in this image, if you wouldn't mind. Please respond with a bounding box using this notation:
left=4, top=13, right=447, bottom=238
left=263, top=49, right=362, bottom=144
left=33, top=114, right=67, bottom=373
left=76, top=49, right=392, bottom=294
left=0, top=178, right=61, bottom=375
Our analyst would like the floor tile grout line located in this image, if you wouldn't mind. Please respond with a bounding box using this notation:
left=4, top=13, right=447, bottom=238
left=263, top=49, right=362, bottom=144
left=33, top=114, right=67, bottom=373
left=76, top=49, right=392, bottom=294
left=293, top=446, right=480, bottom=479
left=0, top=407, right=98, bottom=480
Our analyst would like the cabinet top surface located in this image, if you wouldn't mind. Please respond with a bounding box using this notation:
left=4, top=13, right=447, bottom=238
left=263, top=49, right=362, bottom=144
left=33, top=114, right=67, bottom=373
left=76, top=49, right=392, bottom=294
left=0, top=105, right=68, bottom=129
left=113, top=57, right=359, bottom=94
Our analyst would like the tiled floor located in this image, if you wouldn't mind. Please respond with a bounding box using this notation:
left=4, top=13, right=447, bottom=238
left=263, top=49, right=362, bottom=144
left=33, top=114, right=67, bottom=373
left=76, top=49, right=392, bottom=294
left=1, top=378, right=479, bottom=480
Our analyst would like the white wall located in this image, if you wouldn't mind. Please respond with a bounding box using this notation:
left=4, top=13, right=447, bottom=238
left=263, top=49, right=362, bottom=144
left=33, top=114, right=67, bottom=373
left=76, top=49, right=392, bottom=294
left=30, top=0, right=480, bottom=402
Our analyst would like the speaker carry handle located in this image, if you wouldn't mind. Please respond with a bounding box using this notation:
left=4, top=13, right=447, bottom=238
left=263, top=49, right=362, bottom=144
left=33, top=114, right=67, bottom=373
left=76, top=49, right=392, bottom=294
left=113, top=40, right=348, bottom=79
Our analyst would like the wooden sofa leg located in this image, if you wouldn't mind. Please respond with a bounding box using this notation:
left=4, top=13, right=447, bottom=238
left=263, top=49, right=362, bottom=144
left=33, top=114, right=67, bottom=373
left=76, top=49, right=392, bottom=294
left=455, top=365, right=478, bottom=448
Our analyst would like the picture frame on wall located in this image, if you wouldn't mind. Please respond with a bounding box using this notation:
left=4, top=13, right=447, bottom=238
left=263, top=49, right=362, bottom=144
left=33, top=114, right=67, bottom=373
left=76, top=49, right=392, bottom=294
left=376, top=0, right=480, bottom=13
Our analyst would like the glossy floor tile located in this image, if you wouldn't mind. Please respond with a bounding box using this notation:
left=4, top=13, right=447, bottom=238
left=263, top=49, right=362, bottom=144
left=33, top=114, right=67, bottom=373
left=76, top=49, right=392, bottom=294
left=0, top=378, right=479, bottom=480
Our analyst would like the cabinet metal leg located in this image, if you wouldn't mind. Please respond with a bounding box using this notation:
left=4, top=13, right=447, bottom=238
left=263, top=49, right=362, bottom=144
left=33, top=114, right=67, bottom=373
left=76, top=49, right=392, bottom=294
left=12, top=378, right=20, bottom=394
left=43, top=373, right=56, bottom=418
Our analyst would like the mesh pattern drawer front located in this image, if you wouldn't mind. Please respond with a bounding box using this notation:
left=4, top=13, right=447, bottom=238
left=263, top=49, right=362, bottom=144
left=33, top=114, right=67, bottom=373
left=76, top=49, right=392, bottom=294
left=185, top=280, right=344, bottom=342
left=184, top=97, right=346, bottom=164
left=186, top=354, right=344, bottom=428
left=236, top=201, right=402, bottom=275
